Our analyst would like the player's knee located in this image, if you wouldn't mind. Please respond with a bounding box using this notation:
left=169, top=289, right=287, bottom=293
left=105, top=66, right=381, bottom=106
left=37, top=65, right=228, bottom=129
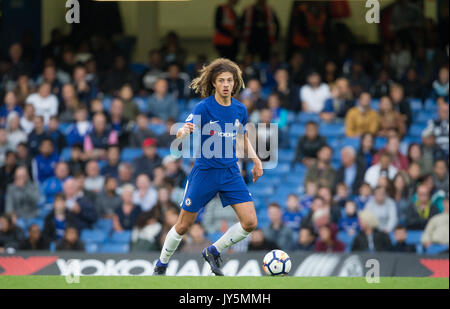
left=241, top=218, right=257, bottom=233
left=175, top=223, right=189, bottom=235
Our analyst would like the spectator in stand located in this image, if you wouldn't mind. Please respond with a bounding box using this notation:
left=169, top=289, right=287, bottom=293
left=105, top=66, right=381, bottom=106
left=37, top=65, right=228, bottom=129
left=43, top=193, right=77, bottom=243
left=0, top=214, right=24, bottom=253
left=389, top=84, right=412, bottom=129
left=8, top=42, right=32, bottom=81
left=273, top=68, right=300, bottom=112
left=133, top=174, right=158, bottom=212
left=119, top=84, right=140, bottom=122
left=248, top=228, right=278, bottom=251
left=391, top=224, right=416, bottom=253
left=16, top=142, right=32, bottom=176
left=345, top=92, right=379, bottom=137
left=58, top=84, right=79, bottom=123
left=131, top=208, right=163, bottom=252
left=300, top=71, right=330, bottom=113
left=241, top=0, right=280, bottom=62
left=294, top=121, right=326, bottom=167
left=41, top=161, right=70, bottom=204
left=370, top=69, right=394, bottom=99
left=377, top=96, right=407, bottom=137
left=147, top=78, right=179, bottom=123
left=425, top=98, right=449, bottom=155
left=0, top=91, right=22, bottom=127
left=267, top=93, right=288, bottom=130
left=299, top=180, right=318, bottom=212
left=408, top=143, right=431, bottom=176
left=314, top=223, right=345, bottom=253
left=432, top=159, right=449, bottom=194
left=364, top=152, right=398, bottom=189
left=405, top=184, right=440, bottom=230
left=282, top=194, right=303, bottom=232
left=68, top=144, right=86, bottom=176
left=160, top=31, right=187, bottom=69
left=345, top=62, right=371, bottom=97
left=339, top=200, right=359, bottom=236
left=102, top=145, right=121, bottom=179
left=32, top=138, right=59, bottom=183
left=20, top=103, right=35, bottom=135
left=263, top=203, right=294, bottom=250
left=351, top=209, right=392, bottom=252
left=73, top=64, right=97, bottom=104
left=13, top=74, right=36, bottom=107
left=19, top=224, right=49, bottom=250
left=372, top=133, right=409, bottom=171
left=117, top=162, right=134, bottom=187
left=63, top=178, right=97, bottom=230
left=364, top=186, right=398, bottom=234
left=431, top=67, right=449, bottom=100
left=0, top=128, right=8, bottom=167
left=162, top=155, right=187, bottom=188
left=114, top=184, right=142, bottom=231
left=389, top=40, right=412, bottom=80
left=420, top=127, right=447, bottom=174
left=334, top=146, right=366, bottom=195
left=5, top=112, right=27, bottom=150
left=25, top=82, right=58, bottom=125
left=333, top=182, right=350, bottom=208
left=0, top=151, right=18, bottom=213
left=402, top=67, right=425, bottom=100
left=240, top=78, right=266, bottom=110
left=202, top=196, right=237, bottom=235
left=101, top=54, right=139, bottom=95
left=141, top=49, right=164, bottom=92
left=5, top=166, right=39, bottom=219
left=320, top=78, right=354, bottom=122
left=28, top=115, right=49, bottom=157
left=157, top=118, right=177, bottom=148
left=108, top=98, right=133, bottom=149
left=129, top=114, right=157, bottom=148
left=421, top=196, right=449, bottom=248
left=94, top=176, right=122, bottom=218
left=357, top=133, right=376, bottom=170
left=165, top=63, right=190, bottom=101
left=182, top=222, right=211, bottom=253
left=47, top=116, right=66, bottom=154
left=304, top=145, right=336, bottom=189
left=132, top=138, right=162, bottom=180
left=391, top=172, right=412, bottom=225
left=84, top=160, right=105, bottom=194
left=292, top=227, right=316, bottom=251
left=318, top=186, right=341, bottom=224
left=84, top=112, right=118, bottom=160
left=55, top=226, right=85, bottom=251
left=66, top=106, right=91, bottom=147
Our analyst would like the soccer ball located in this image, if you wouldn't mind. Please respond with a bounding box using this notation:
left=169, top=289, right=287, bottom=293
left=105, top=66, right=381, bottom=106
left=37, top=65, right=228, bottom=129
left=262, top=249, right=291, bottom=276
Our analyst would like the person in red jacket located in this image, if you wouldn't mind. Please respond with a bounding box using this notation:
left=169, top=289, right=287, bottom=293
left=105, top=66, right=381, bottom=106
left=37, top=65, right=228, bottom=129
left=314, top=223, right=346, bottom=252
left=213, top=0, right=240, bottom=61
left=372, top=133, right=409, bottom=171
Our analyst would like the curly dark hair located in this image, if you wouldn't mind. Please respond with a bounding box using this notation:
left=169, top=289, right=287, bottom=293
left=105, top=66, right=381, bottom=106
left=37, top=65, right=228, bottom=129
left=190, top=58, right=245, bottom=98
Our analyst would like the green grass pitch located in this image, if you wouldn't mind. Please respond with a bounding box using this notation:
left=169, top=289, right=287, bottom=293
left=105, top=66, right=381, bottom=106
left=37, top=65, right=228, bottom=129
left=0, top=276, right=448, bottom=289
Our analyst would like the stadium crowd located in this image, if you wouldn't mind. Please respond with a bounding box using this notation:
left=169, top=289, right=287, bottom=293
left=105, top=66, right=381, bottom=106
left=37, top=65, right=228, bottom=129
left=0, top=0, right=448, bottom=255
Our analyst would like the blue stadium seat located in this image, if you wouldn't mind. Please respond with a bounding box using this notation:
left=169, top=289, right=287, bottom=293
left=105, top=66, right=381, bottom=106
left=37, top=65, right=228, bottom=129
left=102, top=97, right=113, bottom=110
left=207, top=233, right=223, bottom=243
left=81, top=229, right=108, bottom=244
left=277, top=149, right=295, bottom=162
left=341, top=137, right=360, bottom=149
left=424, top=98, right=437, bottom=111
left=94, top=219, right=114, bottom=233
left=121, top=148, right=142, bottom=162
left=337, top=231, right=355, bottom=252
left=409, top=98, right=423, bottom=112
left=58, top=123, right=72, bottom=134
left=406, top=230, right=423, bottom=245
left=326, top=136, right=340, bottom=149
left=258, top=176, right=282, bottom=186
left=425, top=244, right=449, bottom=255
left=370, top=99, right=380, bottom=111
left=294, top=163, right=307, bottom=174
left=101, top=243, right=130, bottom=253
left=289, top=124, right=306, bottom=138
left=130, top=63, right=149, bottom=75
left=374, top=137, right=387, bottom=150
left=148, top=123, right=166, bottom=136
left=285, top=174, right=305, bottom=186
left=27, top=218, right=44, bottom=231
left=297, top=113, right=320, bottom=124
left=319, top=123, right=345, bottom=137
left=85, top=243, right=100, bottom=254
left=157, top=148, right=171, bottom=158
left=60, top=147, right=71, bottom=162
left=15, top=218, right=27, bottom=231
left=110, top=231, right=132, bottom=244
left=408, top=123, right=427, bottom=137
left=134, top=97, right=149, bottom=113
left=414, top=112, right=434, bottom=124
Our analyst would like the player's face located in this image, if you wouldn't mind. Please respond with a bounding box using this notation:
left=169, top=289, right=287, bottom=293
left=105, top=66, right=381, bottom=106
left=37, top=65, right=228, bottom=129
left=214, top=72, right=234, bottom=98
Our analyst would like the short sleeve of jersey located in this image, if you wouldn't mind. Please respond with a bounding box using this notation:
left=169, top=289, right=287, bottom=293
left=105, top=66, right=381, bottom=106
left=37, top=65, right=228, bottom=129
left=185, top=103, right=203, bottom=124
left=237, top=106, right=248, bottom=135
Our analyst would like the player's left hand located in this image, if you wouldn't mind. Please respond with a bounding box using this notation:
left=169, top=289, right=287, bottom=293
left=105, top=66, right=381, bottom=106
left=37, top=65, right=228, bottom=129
left=251, top=163, right=263, bottom=183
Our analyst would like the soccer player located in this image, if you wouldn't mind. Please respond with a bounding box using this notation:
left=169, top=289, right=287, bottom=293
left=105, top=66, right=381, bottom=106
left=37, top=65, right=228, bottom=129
left=153, top=58, right=263, bottom=276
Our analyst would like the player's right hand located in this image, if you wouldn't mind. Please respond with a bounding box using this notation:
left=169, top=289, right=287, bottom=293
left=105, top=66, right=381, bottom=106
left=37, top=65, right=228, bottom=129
left=178, top=122, right=195, bottom=139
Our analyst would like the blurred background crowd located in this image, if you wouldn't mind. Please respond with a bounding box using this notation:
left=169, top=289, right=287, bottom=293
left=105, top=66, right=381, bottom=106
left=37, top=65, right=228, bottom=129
left=0, top=0, right=448, bottom=255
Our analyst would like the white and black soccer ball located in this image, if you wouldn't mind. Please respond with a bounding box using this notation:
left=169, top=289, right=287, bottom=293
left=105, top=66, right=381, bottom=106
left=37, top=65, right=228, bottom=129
left=262, top=249, right=291, bottom=276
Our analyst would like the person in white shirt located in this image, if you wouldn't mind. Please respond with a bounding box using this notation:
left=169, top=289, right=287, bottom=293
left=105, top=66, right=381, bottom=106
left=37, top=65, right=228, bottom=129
left=25, top=82, right=59, bottom=125
left=364, top=186, right=398, bottom=233
left=364, top=151, right=398, bottom=188
left=133, top=173, right=158, bottom=211
left=19, top=103, right=35, bottom=135
left=84, top=160, right=105, bottom=193
left=6, top=112, right=27, bottom=150
left=300, top=71, right=330, bottom=113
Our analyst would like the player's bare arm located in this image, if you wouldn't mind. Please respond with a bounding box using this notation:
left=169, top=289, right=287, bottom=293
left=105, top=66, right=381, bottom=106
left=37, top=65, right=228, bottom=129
left=242, top=131, right=263, bottom=183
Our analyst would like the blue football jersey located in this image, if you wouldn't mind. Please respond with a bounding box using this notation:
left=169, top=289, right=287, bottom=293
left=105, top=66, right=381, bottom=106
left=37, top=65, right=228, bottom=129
left=185, top=95, right=248, bottom=169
